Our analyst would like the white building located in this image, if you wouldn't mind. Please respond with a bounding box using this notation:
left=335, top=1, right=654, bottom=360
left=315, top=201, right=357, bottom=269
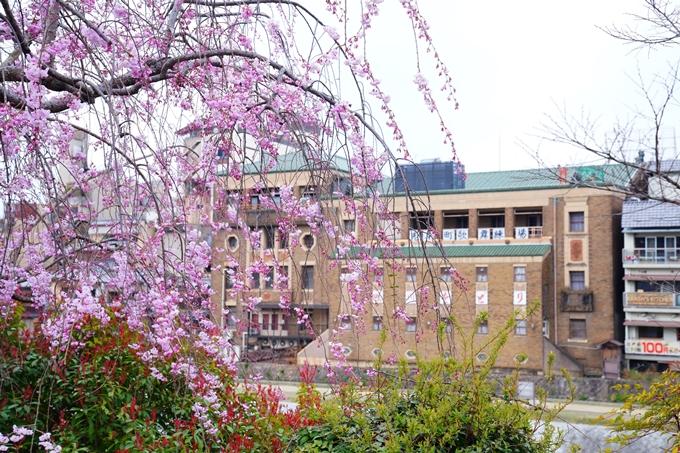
left=622, top=196, right=680, bottom=371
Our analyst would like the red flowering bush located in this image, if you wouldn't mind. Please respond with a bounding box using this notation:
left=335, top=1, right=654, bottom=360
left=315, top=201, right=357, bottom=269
left=0, top=305, right=318, bottom=452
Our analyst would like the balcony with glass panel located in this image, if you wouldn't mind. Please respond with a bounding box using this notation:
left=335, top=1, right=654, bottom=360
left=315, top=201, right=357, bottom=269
left=623, top=248, right=680, bottom=265
left=624, top=236, right=680, bottom=265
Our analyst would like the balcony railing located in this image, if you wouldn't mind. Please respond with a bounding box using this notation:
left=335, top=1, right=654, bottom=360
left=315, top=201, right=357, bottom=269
left=514, top=226, right=543, bottom=239
left=409, top=229, right=435, bottom=242
left=442, top=228, right=469, bottom=241
left=477, top=228, right=505, bottom=240
left=561, top=291, right=594, bottom=312
left=623, top=248, right=680, bottom=264
left=624, top=292, right=680, bottom=307
left=248, top=324, right=327, bottom=338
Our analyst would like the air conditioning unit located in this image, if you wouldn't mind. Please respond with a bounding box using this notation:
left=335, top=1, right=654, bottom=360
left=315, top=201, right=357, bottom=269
left=261, top=338, right=270, bottom=346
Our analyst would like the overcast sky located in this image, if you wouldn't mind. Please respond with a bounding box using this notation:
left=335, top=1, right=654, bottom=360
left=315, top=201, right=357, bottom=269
left=362, top=0, right=680, bottom=173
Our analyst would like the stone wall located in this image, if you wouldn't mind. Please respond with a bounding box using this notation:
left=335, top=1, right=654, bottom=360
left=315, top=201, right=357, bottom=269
left=238, top=363, right=652, bottom=402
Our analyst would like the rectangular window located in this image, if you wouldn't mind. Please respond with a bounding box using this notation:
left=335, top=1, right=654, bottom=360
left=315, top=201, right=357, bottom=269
left=278, top=231, right=288, bottom=249
left=639, top=326, right=664, bottom=339
left=250, top=194, right=259, bottom=210
left=569, top=212, right=585, bottom=232
left=343, top=219, right=356, bottom=233
left=409, top=211, right=434, bottom=231
left=264, top=227, right=276, bottom=250
left=570, top=271, right=585, bottom=291
left=226, top=190, right=241, bottom=210
left=301, top=185, right=318, bottom=200
left=278, top=266, right=289, bottom=288
left=405, top=290, right=417, bottom=305
left=372, top=316, right=383, bottom=331
left=252, top=272, right=260, bottom=289
left=477, top=320, right=489, bottom=334
left=514, top=267, right=526, bottom=282
left=406, top=268, right=417, bottom=282
left=271, top=313, right=278, bottom=331
left=406, top=317, right=417, bottom=332
left=515, top=320, right=527, bottom=336
left=301, top=265, right=314, bottom=290
left=569, top=319, right=586, bottom=339
left=476, top=267, right=488, bottom=282
left=441, top=268, right=452, bottom=282
left=265, top=188, right=281, bottom=205
left=225, top=269, right=235, bottom=289
left=265, top=267, right=275, bottom=289
left=262, top=314, right=270, bottom=330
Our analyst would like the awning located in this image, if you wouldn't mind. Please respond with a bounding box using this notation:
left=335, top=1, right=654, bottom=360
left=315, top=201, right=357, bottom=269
left=623, top=274, right=680, bottom=281
left=624, top=320, right=680, bottom=327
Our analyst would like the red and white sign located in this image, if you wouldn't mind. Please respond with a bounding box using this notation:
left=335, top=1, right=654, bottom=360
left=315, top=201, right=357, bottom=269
left=625, top=340, right=680, bottom=356
left=513, top=290, right=526, bottom=306
left=439, top=291, right=451, bottom=305
left=475, top=291, right=488, bottom=305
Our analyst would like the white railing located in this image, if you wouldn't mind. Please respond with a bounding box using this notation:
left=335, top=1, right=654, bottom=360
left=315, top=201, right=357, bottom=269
left=477, top=228, right=505, bottom=240
left=409, top=229, right=435, bottom=242
left=442, top=228, right=469, bottom=241
left=514, top=226, right=543, bottom=239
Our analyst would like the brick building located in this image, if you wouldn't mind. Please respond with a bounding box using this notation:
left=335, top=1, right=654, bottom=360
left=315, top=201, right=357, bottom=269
left=199, top=149, right=351, bottom=359
left=301, top=163, right=631, bottom=376
left=185, top=131, right=631, bottom=375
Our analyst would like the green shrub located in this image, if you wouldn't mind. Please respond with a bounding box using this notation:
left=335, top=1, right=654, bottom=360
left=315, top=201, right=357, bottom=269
left=288, top=306, right=569, bottom=453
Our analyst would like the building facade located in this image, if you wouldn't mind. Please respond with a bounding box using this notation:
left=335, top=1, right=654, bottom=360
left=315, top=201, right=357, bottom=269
left=301, top=164, right=630, bottom=376
left=622, top=196, right=680, bottom=371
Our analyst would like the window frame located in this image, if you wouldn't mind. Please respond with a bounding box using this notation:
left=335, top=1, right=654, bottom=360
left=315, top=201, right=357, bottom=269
left=264, top=226, right=276, bottom=250
left=569, top=319, right=587, bottom=339
left=514, top=266, right=526, bottom=282
left=301, top=265, right=314, bottom=290
left=406, top=267, right=417, bottom=283
left=440, top=267, right=452, bottom=282
left=477, top=320, right=489, bottom=335
left=569, top=271, right=586, bottom=291
left=476, top=267, right=488, bottom=282
left=514, top=320, right=527, bottom=336
left=569, top=211, right=585, bottom=232
left=302, top=233, right=315, bottom=250
left=405, top=317, right=417, bottom=332
left=372, top=316, right=383, bottom=331
left=264, top=266, right=275, bottom=289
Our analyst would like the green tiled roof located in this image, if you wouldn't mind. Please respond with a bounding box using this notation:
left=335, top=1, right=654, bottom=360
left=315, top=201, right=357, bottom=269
left=337, top=243, right=551, bottom=259
left=378, top=164, right=634, bottom=196
left=218, top=150, right=351, bottom=176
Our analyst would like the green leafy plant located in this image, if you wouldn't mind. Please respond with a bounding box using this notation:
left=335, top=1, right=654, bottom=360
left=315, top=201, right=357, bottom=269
left=288, top=305, right=572, bottom=453
left=604, top=370, right=680, bottom=453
